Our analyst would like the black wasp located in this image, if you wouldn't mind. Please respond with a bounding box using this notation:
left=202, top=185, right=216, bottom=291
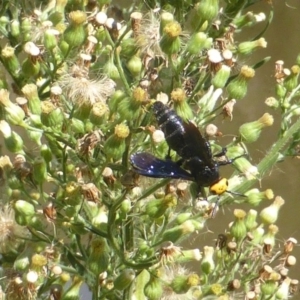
left=130, top=101, right=240, bottom=198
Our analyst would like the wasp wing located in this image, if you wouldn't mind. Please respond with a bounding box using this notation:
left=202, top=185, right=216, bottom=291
left=183, top=121, right=213, bottom=164
left=130, top=152, right=194, bottom=180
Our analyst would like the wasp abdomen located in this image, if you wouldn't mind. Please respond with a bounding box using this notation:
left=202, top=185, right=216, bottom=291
left=153, top=102, right=187, bottom=156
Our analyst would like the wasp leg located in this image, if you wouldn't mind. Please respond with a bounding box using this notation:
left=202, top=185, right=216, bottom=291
left=214, top=147, right=247, bottom=166
left=217, top=153, right=246, bottom=166
left=166, top=148, right=172, bottom=159
left=213, top=147, right=227, bottom=157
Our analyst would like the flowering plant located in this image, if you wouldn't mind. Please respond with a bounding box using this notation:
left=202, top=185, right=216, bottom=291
left=0, top=0, right=299, bottom=299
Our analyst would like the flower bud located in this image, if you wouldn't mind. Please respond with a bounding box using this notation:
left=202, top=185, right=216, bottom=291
left=205, top=124, right=219, bottom=137
left=212, top=65, right=231, bottom=89
left=201, top=246, right=215, bottom=275
left=230, top=209, right=247, bottom=242
left=207, top=48, right=223, bottom=72
left=103, top=56, right=120, bottom=80
left=120, top=37, right=138, bottom=59
left=245, top=188, right=274, bottom=206
left=0, top=16, right=9, bottom=35
left=0, top=120, right=24, bottom=153
left=21, top=57, right=40, bottom=78
left=24, top=41, right=40, bottom=57
left=103, top=124, right=130, bottom=160
left=13, top=199, right=35, bottom=225
left=198, top=85, right=223, bottom=114
left=114, top=269, right=135, bottom=290
left=31, top=253, right=47, bottom=271
left=226, top=65, right=255, bottom=100
left=239, top=113, right=274, bottom=143
left=190, top=0, right=219, bottom=30
left=230, top=153, right=259, bottom=180
left=160, top=21, right=182, bottom=55
left=69, top=214, right=88, bottom=235
left=276, top=278, right=291, bottom=300
left=262, top=224, right=278, bottom=249
left=71, top=118, right=85, bottom=134
left=0, top=89, right=25, bottom=125
left=152, top=129, right=165, bottom=144
left=160, top=12, right=174, bottom=33
left=102, top=167, right=116, bottom=187
left=21, top=83, right=41, bottom=115
left=108, top=89, right=126, bottom=113
left=284, top=65, right=300, bottom=92
left=285, top=255, right=296, bottom=267
left=132, top=87, right=148, bottom=104
left=175, top=212, right=192, bottom=225
left=27, top=128, right=42, bottom=146
left=175, top=249, right=202, bottom=263
left=209, top=284, right=223, bottom=296
left=20, top=17, right=32, bottom=42
left=26, top=270, right=39, bottom=285
left=260, top=196, right=285, bottom=224
left=8, top=173, right=23, bottom=190
left=41, top=101, right=64, bottom=128
left=251, top=226, right=264, bottom=245
left=275, top=83, right=286, bottom=99
left=260, top=274, right=280, bottom=297
left=162, top=220, right=196, bottom=243
left=284, top=237, right=297, bottom=254
left=33, top=157, right=47, bottom=184
left=237, top=38, right=267, bottom=55
left=171, top=274, right=199, bottom=294
left=120, top=199, right=131, bottom=217
left=62, top=277, right=83, bottom=300
left=0, top=70, right=8, bottom=89
left=63, top=11, right=87, bottom=48
left=1, top=46, right=21, bottom=77
left=118, top=95, right=143, bottom=121
left=171, top=89, right=194, bottom=120
left=91, top=206, right=108, bottom=231
left=186, top=32, right=212, bottom=54
left=73, top=101, right=92, bottom=121
left=126, top=55, right=143, bottom=77
left=10, top=19, right=20, bottom=37
left=233, top=11, right=256, bottom=28
left=265, top=97, right=279, bottom=108
left=144, top=275, right=163, bottom=300
left=16, top=97, right=29, bottom=116
left=95, top=11, right=108, bottom=25
left=89, top=102, right=109, bottom=125
left=87, top=238, right=110, bottom=276
left=64, top=181, right=81, bottom=206
left=244, top=209, right=258, bottom=231
left=44, top=28, right=60, bottom=50
left=59, top=39, right=69, bottom=57
left=145, top=194, right=177, bottom=219
left=14, top=246, right=31, bottom=271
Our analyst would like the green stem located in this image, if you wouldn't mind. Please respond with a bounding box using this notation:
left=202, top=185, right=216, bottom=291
left=107, top=192, right=158, bottom=269
left=104, top=28, right=131, bottom=95
left=136, top=178, right=171, bottom=202
left=220, top=116, right=300, bottom=206
left=76, top=233, right=87, bottom=260
left=114, top=48, right=131, bottom=94
left=187, top=72, right=210, bottom=103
